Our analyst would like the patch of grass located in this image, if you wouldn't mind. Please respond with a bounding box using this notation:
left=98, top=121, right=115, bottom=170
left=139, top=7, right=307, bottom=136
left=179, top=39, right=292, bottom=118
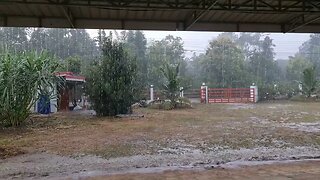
left=1, top=101, right=320, bottom=159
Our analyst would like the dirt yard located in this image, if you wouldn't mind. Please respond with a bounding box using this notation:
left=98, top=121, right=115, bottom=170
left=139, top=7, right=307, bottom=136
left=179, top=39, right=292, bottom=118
left=0, top=101, right=320, bottom=179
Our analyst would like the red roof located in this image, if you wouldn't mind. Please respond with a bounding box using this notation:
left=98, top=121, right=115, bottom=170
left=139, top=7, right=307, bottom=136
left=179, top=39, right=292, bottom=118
left=55, top=72, right=85, bottom=82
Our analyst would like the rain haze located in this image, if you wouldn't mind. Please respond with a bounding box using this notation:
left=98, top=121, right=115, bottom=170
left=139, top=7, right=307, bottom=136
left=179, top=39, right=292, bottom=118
left=87, top=29, right=310, bottom=60
left=2, top=0, right=320, bottom=179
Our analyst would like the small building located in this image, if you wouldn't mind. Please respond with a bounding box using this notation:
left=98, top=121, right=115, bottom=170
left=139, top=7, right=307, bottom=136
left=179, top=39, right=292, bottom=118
left=55, top=72, right=86, bottom=111
left=33, top=71, right=86, bottom=114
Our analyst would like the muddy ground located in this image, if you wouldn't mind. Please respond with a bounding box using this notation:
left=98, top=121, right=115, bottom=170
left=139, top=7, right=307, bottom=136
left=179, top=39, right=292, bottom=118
left=0, top=101, right=320, bottom=179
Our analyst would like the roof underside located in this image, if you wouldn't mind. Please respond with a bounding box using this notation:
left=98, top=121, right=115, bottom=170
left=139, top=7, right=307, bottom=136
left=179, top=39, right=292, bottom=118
left=1, top=0, right=320, bottom=33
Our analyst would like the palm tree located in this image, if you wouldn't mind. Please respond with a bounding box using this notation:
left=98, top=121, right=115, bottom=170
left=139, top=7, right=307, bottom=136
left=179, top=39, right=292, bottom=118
left=160, top=62, right=181, bottom=108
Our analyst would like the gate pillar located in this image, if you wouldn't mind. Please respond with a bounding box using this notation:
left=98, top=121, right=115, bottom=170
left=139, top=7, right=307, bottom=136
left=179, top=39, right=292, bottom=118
left=200, top=83, right=208, bottom=104
left=250, top=84, right=258, bottom=103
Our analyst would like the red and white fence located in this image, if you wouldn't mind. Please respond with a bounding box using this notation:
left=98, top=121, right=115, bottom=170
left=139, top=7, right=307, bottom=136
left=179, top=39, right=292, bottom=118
left=200, top=84, right=258, bottom=103
left=146, top=84, right=258, bottom=103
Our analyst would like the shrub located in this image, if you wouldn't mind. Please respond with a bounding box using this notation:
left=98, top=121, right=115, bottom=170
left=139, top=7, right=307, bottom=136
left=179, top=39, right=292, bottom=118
left=160, top=62, right=181, bottom=108
left=86, top=37, right=137, bottom=116
left=0, top=51, right=60, bottom=127
left=176, top=97, right=192, bottom=108
left=302, top=67, right=317, bottom=97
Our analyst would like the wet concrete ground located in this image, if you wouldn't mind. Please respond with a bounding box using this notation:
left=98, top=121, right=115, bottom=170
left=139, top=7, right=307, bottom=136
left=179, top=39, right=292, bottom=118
left=1, top=146, right=319, bottom=179
left=89, top=160, right=320, bottom=180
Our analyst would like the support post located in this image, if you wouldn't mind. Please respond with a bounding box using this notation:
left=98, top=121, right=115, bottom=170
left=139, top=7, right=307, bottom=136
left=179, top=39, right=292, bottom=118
left=50, top=83, right=58, bottom=113
left=150, top=85, right=154, bottom=101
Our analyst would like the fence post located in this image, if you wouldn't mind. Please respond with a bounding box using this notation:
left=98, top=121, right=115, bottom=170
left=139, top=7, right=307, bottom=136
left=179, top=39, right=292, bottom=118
left=201, top=83, right=208, bottom=104
left=150, top=85, right=154, bottom=101
left=180, top=87, right=184, bottom=97
left=250, top=84, right=258, bottom=103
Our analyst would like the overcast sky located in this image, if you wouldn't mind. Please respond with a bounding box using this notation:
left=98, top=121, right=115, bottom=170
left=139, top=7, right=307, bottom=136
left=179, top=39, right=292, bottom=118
left=87, top=29, right=311, bottom=60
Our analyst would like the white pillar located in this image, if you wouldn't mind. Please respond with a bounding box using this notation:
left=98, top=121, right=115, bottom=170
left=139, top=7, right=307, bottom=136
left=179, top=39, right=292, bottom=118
left=299, top=83, right=303, bottom=95
left=150, top=85, right=154, bottom=101
left=201, top=83, right=208, bottom=104
left=205, top=86, right=208, bottom=104
left=179, top=87, right=184, bottom=97
left=250, top=84, right=258, bottom=103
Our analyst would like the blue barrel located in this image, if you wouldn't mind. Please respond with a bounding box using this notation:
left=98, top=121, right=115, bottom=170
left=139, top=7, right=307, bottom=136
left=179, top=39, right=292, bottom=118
left=37, top=95, right=51, bottom=114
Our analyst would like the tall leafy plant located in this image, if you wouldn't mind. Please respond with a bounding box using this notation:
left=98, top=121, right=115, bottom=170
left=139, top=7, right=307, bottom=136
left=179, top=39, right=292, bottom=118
left=302, top=66, right=317, bottom=97
left=0, top=51, right=60, bottom=127
left=160, top=62, right=181, bottom=108
left=86, top=37, right=137, bottom=116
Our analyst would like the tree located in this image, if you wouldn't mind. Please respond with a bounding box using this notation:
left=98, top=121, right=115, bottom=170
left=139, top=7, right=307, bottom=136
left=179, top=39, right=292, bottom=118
left=237, top=33, right=262, bottom=61
left=203, top=35, right=246, bottom=87
left=29, top=28, right=98, bottom=62
left=249, top=36, right=279, bottom=85
left=302, top=67, right=317, bottom=97
left=127, top=31, right=147, bottom=84
left=299, top=34, right=320, bottom=76
left=0, top=51, right=60, bottom=127
left=86, top=36, right=137, bottom=116
left=286, top=55, right=312, bottom=82
left=187, top=53, right=208, bottom=88
left=0, top=27, right=28, bottom=52
left=61, top=56, right=82, bottom=74
left=147, top=35, right=186, bottom=87
left=161, top=62, right=181, bottom=108
left=122, top=30, right=148, bottom=99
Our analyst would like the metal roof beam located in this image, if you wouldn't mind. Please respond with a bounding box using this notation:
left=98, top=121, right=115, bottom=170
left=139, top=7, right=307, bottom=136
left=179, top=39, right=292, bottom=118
left=62, top=6, right=75, bottom=28
left=286, top=15, right=320, bottom=32
left=184, top=0, right=219, bottom=31
left=257, top=0, right=277, bottom=11
left=1, top=0, right=320, bottom=13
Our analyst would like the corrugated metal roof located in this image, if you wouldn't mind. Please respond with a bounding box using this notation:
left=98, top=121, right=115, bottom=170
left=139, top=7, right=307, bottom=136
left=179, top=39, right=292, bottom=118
left=0, top=0, right=320, bottom=32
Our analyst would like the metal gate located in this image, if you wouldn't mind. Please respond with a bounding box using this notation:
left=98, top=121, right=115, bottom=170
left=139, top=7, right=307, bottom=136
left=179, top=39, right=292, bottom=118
left=201, top=88, right=255, bottom=103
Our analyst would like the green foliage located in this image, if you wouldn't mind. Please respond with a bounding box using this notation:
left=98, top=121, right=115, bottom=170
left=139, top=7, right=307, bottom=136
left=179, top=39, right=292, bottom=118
left=60, top=56, right=82, bottom=74
left=160, top=62, right=181, bottom=108
left=286, top=55, right=311, bottom=82
left=302, top=67, right=317, bottom=97
left=122, top=30, right=148, bottom=100
left=0, top=27, right=28, bottom=52
left=148, top=100, right=173, bottom=110
left=299, top=34, right=320, bottom=76
left=0, top=51, right=60, bottom=127
left=258, top=83, right=297, bottom=100
left=86, top=37, right=137, bottom=116
left=203, top=36, right=246, bottom=87
left=249, top=36, right=280, bottom=85
left=147, top=35, right=186, bottom=87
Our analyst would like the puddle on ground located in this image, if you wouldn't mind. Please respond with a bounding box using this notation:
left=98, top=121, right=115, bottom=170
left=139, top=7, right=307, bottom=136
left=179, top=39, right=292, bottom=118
left=249, top=117, right=270, bottom=125
left=282, top=122, right=320, bottom=133
left=248, top=116, right=320, bottom=133
left=220, top=158, right=320, bottom=168
left=267, top=104, right=293, bottom=109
